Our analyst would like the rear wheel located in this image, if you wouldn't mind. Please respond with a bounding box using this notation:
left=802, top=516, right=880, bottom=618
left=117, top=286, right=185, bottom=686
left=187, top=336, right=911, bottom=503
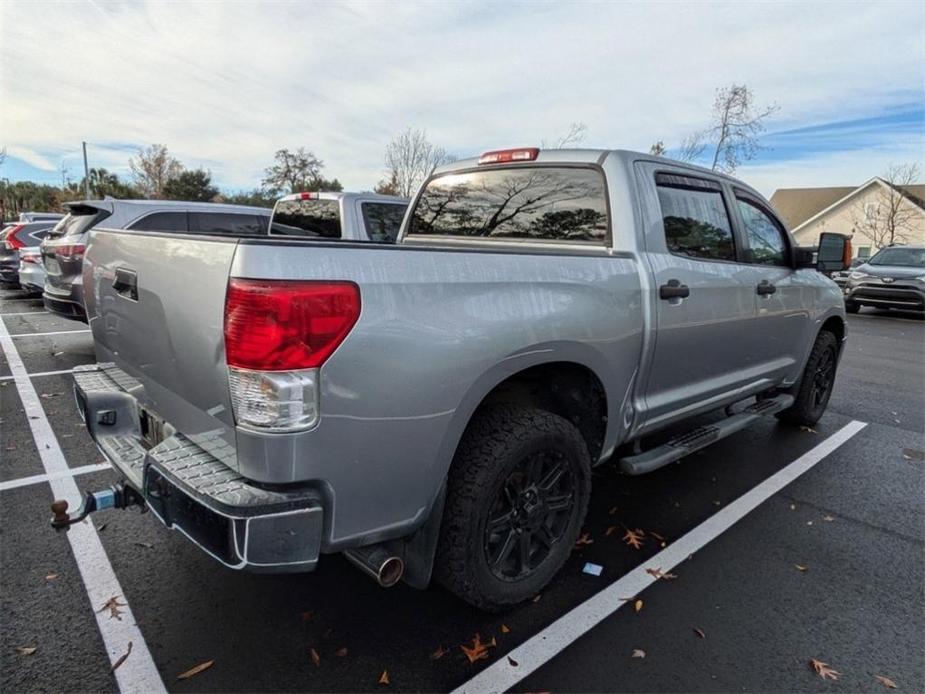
left=777, top=331, right=839, bottom=426
left=435, top=405, right=591, bottom=611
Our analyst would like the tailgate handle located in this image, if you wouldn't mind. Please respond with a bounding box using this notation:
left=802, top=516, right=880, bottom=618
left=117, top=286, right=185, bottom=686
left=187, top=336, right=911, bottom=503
left=113, top=268, right=138, bottom=301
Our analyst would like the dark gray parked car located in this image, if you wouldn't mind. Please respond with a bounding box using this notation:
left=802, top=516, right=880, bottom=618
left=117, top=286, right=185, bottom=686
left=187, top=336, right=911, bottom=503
left=1, top=220, right=58, bottom=284
left=41, top=199, right=271, bottom=321
left=843, top=244, right=925, bottom=313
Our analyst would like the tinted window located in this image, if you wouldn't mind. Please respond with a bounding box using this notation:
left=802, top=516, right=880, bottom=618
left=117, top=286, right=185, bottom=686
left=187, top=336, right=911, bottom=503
left=361, top=202, right=407, bottom=243
left=736, top=197, right=788, bottom=265
left=408, top=167, right=608, bottom=243
left=189, top=212, right=267, bottom=236
left=656, top=175, right=735, bottom=261
left=270, top=199, right=341, bottom=238
left=128, top=212, right=188, bottom=232
left=868, top=247, right=925, bottom=267
left=53, top=207, right=110, bottom=237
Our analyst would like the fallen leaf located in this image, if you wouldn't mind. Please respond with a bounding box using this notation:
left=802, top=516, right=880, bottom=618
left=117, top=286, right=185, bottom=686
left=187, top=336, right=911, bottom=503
left=532, top=594, right=542, bottom=603
left=430, top=646, right=449, bottom=660
left=16, top=646, right=37, bottom=655
left=53, top=351, right=64, bottom=356
left=501, top=624, right=511, bottom=634
left=111, top=642, right=133, bottom=672
left=790, top=504, right=796, bottom=510
left=649, top=531, right=666, bottom=541
left=98, top=596, right=126, bottom=620
left=177, top=660, right=214, bottom=680
left=800, top=426, right=817, bottom=434
left=634, top=599, right=643, bottom=613
left=901, top=448, right=924, bottom=461
left=460, top=633, right=497, bottom=664
left=693, top=627, right=705, bottom=639
left=608, top=506, right=619, bottom=515
left=806, top=521, right=813, bottom=526
left=507, top=655, right=519, bottom=667
left=632, top=649, right=646, bottom=658
left=40, top=393, right=61, bottom=399
left=822, top=515, right=834, bottom=522
left=45, top=573, right=58, bottom=581
left=605, top=526, right=617, bottom=537
left=378, top=670, right=390, bottom=685
left=310, top=648, right=321, bottom=667
left=335, top=647, right=348, bottom=657
left=134, top=542, right=154, bottom=549
left=623, top=528, right=645, bottom=549
left=96, top=522, right=108, bottom=532
left=795, top=564, right=808, bottom=572
left=713, top=500, right=721, bottom=506
left=875, top=674, right=898, bottom=689
left=810, top=658, right=840, bottom=681
left=574, top=532, right=593, bottom=548
left=645, top=567, right=677, bottom=581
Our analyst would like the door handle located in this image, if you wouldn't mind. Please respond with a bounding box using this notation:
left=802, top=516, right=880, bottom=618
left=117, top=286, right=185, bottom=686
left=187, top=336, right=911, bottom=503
left=659, top=279, right=690, bottom=300
left=113, top=267, right=138, bottom=301
left=756, top=280, right=777, bottom=296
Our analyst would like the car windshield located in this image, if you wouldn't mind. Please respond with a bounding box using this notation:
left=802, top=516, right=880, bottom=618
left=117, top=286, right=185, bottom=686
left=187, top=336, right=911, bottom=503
left=867, top=247, right=925, bottom=267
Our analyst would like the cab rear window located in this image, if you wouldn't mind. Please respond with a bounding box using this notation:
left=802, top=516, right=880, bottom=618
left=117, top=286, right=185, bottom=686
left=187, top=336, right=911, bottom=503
left=270, top=199, right=341, bottom=238
left=408, top=167, right=608, bottom=243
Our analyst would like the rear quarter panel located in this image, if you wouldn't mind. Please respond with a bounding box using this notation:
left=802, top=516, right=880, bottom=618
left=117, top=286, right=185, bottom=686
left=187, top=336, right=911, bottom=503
left=231, top=241, right=644, bottom=547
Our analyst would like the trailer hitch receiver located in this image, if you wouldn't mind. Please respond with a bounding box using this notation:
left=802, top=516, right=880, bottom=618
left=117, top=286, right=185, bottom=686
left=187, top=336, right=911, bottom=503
left=51, top=482, right=145, bottom=530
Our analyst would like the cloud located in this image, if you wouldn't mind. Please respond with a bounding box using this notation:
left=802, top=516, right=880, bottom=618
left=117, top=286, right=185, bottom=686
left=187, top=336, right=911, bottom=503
left=1, top=1, right=923, bottom=192
left=4, top=145, right=57, bottom=171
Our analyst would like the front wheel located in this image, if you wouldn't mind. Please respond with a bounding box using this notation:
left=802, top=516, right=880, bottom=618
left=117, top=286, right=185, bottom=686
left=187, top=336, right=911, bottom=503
left=777, top=331, right=840, bottom=426
left=845, top=300, right=860, bottom=314
left=435, top=405, right=591, bottom=611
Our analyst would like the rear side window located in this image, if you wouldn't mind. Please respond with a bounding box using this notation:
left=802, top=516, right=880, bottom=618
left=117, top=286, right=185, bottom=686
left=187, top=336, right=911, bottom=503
left=189, top=212, right=267, bottom=236
left=128, top=212, right=188, bottom=232
left=270, top=199, right=341, bottom=238
left=361, top=202, right=407, bottom=243
left=735, top=196, right=788, bottom=266
left=655, top=174, right=735, bottom=261
left=408, top=167, right=608, bottom=243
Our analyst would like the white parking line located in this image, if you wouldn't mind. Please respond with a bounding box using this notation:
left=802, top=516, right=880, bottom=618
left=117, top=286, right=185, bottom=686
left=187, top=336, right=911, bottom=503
left=0, top=316, right=166, bottom=692
left=10, top=329, right=91, bottom=337
left=0, top=367, right=77, bottom=382
left=453, top=419, right=868, bottom=694
left=2, top=310, right=48, bottom=316
left=0, top=463, right=111, bottom=492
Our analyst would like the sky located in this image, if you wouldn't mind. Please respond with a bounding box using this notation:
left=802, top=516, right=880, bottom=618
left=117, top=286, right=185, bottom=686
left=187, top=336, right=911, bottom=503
left=1, top=0, right=923, bottom=198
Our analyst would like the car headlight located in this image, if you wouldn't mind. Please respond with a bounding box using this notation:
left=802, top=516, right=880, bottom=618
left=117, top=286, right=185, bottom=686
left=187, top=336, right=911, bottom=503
left=849, top=271, right=869, bottom=280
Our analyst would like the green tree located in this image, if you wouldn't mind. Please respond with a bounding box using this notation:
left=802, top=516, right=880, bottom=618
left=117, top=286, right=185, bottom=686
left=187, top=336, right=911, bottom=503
left=262, top=148, right=326, bottom=195
left=129, top=144, right=183, bottom=198
left=220, top=189, right=277, bottom=208
left=80, top=168, right=140, bottom=199
left=374, top=171, right=401, bottom=196
left=163, top=169, right=218, bottom=202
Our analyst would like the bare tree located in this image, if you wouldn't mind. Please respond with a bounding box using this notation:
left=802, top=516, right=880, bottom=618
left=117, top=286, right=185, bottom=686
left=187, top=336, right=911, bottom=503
left=262, top=148, right=326, bottom=194
left=704, top=84, right=778, bottom=173
left=129, top=144, right=183, bottom=198
left=851, top=163, right=921, bottom=249
left=648, top=141, right=667, bottom=156
left=677, top=132, right=708, bottom=163
left=0, top=147, right=6, bottom=169
left=542, top=122, right=588, bottom=149
left=384, top=128, right=454, bottom=198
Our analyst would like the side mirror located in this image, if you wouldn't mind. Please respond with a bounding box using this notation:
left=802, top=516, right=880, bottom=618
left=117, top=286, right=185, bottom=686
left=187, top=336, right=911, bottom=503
left=816, top=232, right=851, bottom=273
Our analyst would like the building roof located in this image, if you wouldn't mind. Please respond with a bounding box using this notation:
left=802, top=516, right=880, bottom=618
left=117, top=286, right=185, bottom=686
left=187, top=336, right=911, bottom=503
left=769, top=186, right=856, bottom=230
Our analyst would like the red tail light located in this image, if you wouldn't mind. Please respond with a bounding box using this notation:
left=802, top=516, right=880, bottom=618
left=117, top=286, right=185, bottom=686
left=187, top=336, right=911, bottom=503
left=55, top=244, right=86, bottom=259
left=5, top=224, right=26, bottom=250
left=21, top=252, right=40, bottom=264
left=224, top=279, right=361, bottom=370
left=478, top=148, right=540, bottom=165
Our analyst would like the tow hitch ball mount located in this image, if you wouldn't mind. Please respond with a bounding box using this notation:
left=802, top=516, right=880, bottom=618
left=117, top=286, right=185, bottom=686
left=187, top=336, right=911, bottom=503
left=50, top=481, right=145, bottom=530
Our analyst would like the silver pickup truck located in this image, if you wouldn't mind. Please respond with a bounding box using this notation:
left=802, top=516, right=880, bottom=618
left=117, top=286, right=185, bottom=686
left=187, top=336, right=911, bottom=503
left=58, top=148, right=850, bottom=610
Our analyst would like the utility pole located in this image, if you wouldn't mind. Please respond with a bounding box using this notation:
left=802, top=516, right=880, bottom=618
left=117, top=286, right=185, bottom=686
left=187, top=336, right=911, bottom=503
left=82, top=141, right=90, bottom=198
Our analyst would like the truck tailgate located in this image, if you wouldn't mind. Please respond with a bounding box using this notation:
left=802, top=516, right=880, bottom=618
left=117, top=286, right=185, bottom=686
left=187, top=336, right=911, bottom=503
left=83, top=229, right=239, bottom=463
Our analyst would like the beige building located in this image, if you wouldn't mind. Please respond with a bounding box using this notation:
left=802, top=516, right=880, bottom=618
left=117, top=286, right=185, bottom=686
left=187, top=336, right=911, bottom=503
left=771, top=179, right=925, bottom=259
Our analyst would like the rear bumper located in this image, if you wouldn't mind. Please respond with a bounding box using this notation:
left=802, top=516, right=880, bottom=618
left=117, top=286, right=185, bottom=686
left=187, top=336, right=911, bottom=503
left=43, top=293, right=87, bottom=321
left=19, top=265, right=45, bottom=294
left=73, top=363, right=324, bottom=572
left=845, top=283, right=925, bottom=311
left=0, top=257, right=20, bottom=283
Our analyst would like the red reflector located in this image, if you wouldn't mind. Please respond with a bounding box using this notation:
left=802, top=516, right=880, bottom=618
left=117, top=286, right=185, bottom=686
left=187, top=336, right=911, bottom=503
left=224, top=279, right=361, bottom=370
left=478, top=148, right=540, bottom=165
left=6, top=224, right=26, bottom=250
left=56, top=244, right=86, bottom=259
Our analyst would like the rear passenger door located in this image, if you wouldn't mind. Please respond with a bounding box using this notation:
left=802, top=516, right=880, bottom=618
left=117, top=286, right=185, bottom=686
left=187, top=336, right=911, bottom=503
left=635, top=165, right=758, bottom=427
left=731, top=191, right=813, bottom=380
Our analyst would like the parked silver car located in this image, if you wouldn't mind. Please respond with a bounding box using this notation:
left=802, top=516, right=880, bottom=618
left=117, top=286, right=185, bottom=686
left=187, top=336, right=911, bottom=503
left=18, top=247, right=45, bottom=294
left=41, top=199, right=271, bottom=321
left=63, top=148, right=852, bottom=610
left=844, top=244, right=925, bottom=313
left=0, top=220, right=58, bottom=284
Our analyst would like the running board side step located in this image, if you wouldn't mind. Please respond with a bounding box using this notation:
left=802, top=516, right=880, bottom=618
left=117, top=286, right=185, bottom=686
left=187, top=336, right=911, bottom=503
left=618, top=394, right=794, bottom=476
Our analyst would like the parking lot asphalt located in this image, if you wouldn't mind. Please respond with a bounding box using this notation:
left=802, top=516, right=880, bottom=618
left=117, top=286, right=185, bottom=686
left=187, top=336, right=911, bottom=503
left=1, top=285, right=922, bottom=694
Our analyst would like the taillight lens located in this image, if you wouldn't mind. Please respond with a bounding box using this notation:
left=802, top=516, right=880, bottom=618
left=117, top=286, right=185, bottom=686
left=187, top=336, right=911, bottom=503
left=20, top=252, right=40, bottom=264
left=5, top=224, right=26, bottom=250
left=223, top=279, right=360, bottom=431
left=56, top=243, right=86, bottom=259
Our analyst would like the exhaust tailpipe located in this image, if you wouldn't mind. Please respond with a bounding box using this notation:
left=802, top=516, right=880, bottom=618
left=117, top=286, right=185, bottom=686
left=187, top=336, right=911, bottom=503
left=344, top=544, right=404, bottom=587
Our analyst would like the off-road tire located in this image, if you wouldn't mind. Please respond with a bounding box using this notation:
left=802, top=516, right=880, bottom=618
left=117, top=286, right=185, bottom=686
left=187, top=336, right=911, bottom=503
left=434, top=404, right=591, bottom=611
left=777, top=330, right=839, bottom=426
left=845, top=301, right=860, bottom=314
